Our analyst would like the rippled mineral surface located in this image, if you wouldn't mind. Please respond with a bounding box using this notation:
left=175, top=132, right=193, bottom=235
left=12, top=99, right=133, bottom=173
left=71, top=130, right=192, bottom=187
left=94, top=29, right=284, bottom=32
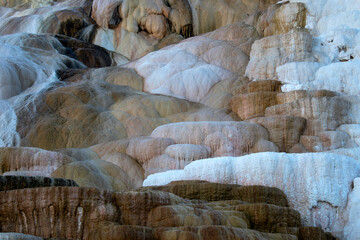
left=0, top=0, right=359, bottom=239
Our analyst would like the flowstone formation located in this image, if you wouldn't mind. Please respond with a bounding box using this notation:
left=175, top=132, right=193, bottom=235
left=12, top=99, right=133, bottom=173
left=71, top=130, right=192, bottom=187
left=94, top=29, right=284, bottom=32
left=0, top=180, right=335, bottom=240
left=0, top=0, right=359, bottom=239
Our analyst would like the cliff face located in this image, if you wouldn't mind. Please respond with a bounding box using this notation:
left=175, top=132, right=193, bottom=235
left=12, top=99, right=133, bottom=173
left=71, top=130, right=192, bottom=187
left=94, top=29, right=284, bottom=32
left=0, top=0, right=359, bottom=239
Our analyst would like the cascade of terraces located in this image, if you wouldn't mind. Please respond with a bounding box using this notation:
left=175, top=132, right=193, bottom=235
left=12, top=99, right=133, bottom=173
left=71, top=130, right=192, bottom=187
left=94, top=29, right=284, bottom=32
left=0, top=0, right=360, bottom=239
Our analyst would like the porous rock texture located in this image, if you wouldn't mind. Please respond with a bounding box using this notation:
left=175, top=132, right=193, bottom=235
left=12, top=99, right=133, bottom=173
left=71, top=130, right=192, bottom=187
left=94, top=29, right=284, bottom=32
left=0, top=0, right=359, bottom=239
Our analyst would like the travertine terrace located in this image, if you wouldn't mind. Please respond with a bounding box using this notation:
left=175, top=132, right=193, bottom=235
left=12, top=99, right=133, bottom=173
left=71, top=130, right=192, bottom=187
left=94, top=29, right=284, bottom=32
left=0, top=0, right=359, bottom=239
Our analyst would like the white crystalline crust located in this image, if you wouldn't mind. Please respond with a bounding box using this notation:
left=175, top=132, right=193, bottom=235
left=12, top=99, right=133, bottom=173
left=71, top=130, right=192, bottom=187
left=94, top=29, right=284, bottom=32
left=289, top=0, right=360, bottom=35
left=274, top=0, right=360, bottom=99
left=0, top=44, right=55, bottom=99
left=278, top=60, right=360, bottom=96
left=0, top=100, right=19, bottom=147
left=0, top=33, right=85, bottom=100
left=337, top=125, right=360, bottom=146
left=129, top=45, right=235, bottom=102
left=127, top=22, right=254, bottom=103
left=344, top=178, right=360, bottom=240
left=0, top=33, right=86, bottom=148
left=144, top=152, right=360, bottom=233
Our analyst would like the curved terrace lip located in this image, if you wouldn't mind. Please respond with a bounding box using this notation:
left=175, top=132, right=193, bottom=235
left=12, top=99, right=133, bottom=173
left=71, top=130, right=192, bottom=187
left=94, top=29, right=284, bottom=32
left=0, top=0, right=359, bottom=240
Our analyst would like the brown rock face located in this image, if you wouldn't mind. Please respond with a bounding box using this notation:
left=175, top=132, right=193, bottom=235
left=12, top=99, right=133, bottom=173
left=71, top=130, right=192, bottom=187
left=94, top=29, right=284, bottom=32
left=40, top=8, right=94, bottom=38
left=0, top=187, right=185, bottom=239
left=140, top=181, right=289, bottom=207
left=254, top=2, right=307, bottom=37
left=51, top=159, right=136, bottom=191
left=90, top=225, right=297, bottom=240
left=0, top=175, right=78, bottom=191
left=126, top=137, right=176, bottom=164
left=0, top=181, right=335, bottom=240
left=231, top=79, right=354, bottom=153
left=0, top=147, right=73, bottom=177
left=0, top=187, right=120, bottom=239
left=247, top=116, right=306, bottom=152
left=299, top=131, right=352, bottom=152
left=18, top=75, right=233, bottom=151
left=265, top=96, right=351, bottom=135
left=233, top=80, right=283, bottom=95
left=233, top=204, right=300, bottom=232
left=150, top=121, right=278, bottom=157
left=190, top=0, right=278, bottom=35
left=231, top=80, right=282, bottom=120
left=231, top=92, right=278, bottom=120
left=299, top=227, right=337, bottom=240
left=143, top=181, right=300, bottom=234
left=276, top=90, right=340, bottom=105
left=54, top=34, right=114, bottom=68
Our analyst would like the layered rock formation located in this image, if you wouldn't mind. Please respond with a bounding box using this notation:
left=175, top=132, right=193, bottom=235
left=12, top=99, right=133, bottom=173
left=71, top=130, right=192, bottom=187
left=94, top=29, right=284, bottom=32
left=0, top=0, right=359, bottom=239
left=0, top=179, right=335, bottom=240
left=144, top=153, right=360, bottom=235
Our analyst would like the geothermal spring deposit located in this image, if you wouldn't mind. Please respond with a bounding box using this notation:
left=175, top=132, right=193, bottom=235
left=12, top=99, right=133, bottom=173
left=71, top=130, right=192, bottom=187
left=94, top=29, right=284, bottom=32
left=0, top=0, right=360, bottom=239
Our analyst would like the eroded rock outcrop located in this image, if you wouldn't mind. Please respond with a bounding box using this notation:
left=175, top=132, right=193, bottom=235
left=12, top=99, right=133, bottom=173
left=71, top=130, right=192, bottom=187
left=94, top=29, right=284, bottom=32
left=231, top=82, right=354, bottom=152
left=0, top=181, right=334, bottom=240
left=247, top=116, right=306, bottom=152
left=231, top=80, right=282, bottom=120
left=140, top=181, right=289, bottom=206
left=0, top=0, right=358, bottom=239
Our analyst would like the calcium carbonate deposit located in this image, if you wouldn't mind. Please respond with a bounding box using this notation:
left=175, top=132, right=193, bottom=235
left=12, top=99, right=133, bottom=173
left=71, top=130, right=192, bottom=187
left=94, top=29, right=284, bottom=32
left=0, top=0, right=359, bottom=239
